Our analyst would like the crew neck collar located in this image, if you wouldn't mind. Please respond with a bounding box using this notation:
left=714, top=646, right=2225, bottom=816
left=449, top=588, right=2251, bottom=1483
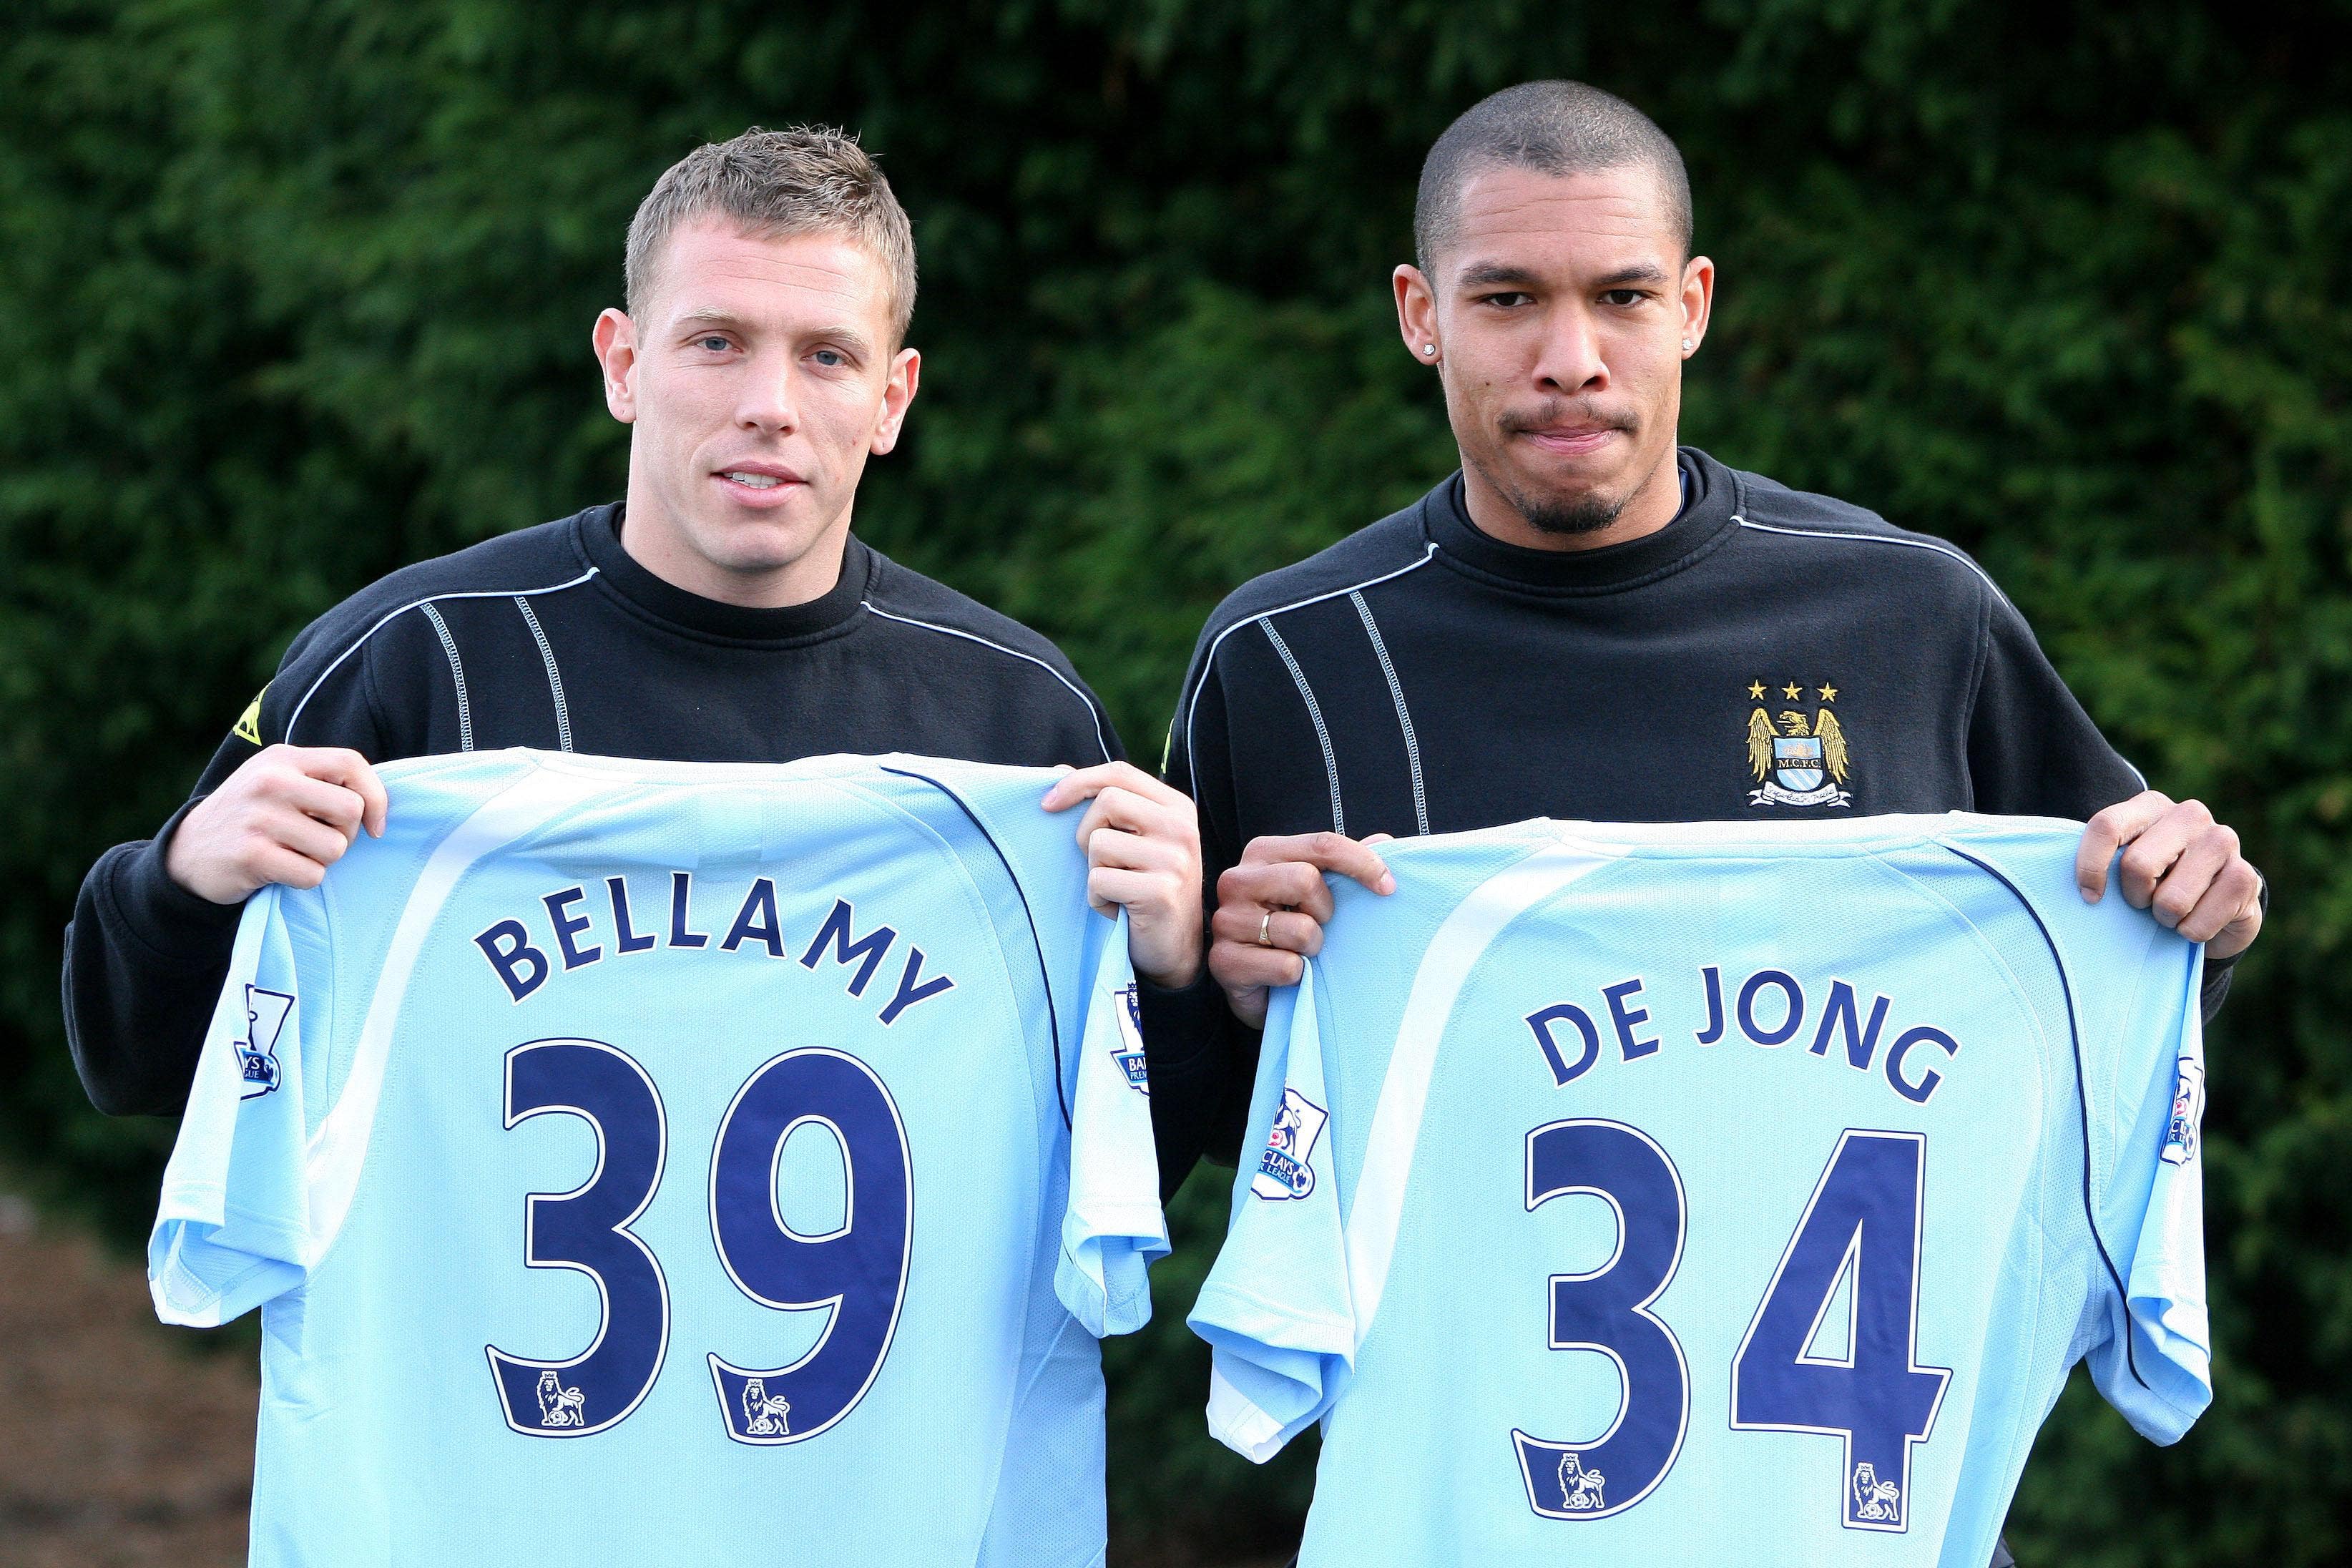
left=1423, top=446, right=1739, bottom=592
left=574, top=501, right=874, bottom=642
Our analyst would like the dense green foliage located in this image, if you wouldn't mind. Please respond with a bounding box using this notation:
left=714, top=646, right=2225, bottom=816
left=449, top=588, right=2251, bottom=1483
left=4, top=1, right=2347, bottom=1559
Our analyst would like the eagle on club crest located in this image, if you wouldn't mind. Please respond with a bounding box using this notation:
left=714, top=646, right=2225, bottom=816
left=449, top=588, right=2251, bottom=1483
left=1745, top=682, right=1853, bottom=808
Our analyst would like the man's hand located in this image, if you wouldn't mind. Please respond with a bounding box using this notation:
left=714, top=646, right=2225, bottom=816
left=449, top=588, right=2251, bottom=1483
left=1210, top=832, right=1397, bottom=1029
left=1042, top=763, right=1205, bottom=989
left=165, top=745, right=390, bottom=904
left=2077, top=790, right=2263, bottom=959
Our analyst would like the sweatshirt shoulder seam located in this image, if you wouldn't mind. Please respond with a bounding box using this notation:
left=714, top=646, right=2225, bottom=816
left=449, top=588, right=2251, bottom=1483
left=283, top=569, right=600, bottom=745
left=1181, top=543, right=1437, bottom=795
left=858, top=600, right=1114, bottom=763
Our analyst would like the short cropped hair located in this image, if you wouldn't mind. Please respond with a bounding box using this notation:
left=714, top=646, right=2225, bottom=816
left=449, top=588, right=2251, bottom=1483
left=1414, top=82, right=1692, bottom=273
left=624, top=125, right=917, bottom=343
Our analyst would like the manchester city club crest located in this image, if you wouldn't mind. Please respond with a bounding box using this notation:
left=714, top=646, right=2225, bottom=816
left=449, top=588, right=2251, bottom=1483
left=1744, top=680, right=1852, bottom=808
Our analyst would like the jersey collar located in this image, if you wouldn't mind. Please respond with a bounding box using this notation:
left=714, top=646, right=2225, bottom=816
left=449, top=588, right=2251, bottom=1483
left=1423, top=446, right=1740, bottom=594
left=574, top=502, right=876, bottom=643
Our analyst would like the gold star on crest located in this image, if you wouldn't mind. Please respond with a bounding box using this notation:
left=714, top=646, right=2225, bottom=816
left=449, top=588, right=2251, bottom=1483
left=1782, top=682, right=1803, bottom=700
left=1818, top=682, right=1838, bottom=702
left=1747, top=680, right=1766, bottom=700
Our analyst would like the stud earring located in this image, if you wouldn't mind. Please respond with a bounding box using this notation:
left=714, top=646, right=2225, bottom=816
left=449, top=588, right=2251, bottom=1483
left=1422, top=343, right=1437, bottom=356
left=1681, top=338, right=1693, bottom=353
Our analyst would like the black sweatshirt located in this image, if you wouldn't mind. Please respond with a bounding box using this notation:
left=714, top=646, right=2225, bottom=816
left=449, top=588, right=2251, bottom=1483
left=64, top=501, right=1130, bottom=1119
left=1152, top=447, right=2243, bottom=1177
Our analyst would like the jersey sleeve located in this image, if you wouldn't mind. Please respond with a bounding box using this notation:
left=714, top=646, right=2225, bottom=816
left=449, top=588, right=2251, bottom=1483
left=147, top=886, right=328, bottom=1327
left=1965, top=591, right=2150, bottom=823
left=1149, top=623, right=1264, bottom=1182
left=1186, top=959, right=1354, bottom=1462
left=2083, top=939, right=2212, bottom=1443
left=1054, top=910, right=1170, bottom=1338
left=64, top=614, right=395, bottom=1119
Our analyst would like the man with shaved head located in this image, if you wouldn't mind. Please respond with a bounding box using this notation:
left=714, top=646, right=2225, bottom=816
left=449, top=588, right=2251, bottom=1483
left=1150, top=81, right=2262, bottom=1566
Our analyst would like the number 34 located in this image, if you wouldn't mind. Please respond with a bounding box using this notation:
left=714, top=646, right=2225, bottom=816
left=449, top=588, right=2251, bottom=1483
left=1515, top=1121, right=1949, bottom=1532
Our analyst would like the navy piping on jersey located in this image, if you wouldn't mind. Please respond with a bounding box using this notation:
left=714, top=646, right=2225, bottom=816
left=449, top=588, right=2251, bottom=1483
left=416, top=602, right=474, bottom=752
left=1941, top=843, right=2145, bottom=1389
left=861, top=602, right=1114, bottom=765
left=881, top=764, right=1070, bottom=1129
left=282, top=569, right=602, bottom=745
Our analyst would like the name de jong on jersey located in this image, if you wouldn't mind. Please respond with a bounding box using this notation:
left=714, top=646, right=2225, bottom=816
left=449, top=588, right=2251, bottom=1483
left=1191, top=814, right=2208, bottom=1568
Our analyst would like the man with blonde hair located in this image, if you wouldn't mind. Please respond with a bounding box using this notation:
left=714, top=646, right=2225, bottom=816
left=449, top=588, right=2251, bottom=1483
left=72, top=121, right=1204, bottom=1564
left=69, top=124, right=1202, bottom=1111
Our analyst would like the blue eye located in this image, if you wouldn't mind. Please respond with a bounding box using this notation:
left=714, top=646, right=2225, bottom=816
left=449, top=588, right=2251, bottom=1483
left=697, top=335, right=730, bottom=353
left=813, top=349, right=845, bottom=368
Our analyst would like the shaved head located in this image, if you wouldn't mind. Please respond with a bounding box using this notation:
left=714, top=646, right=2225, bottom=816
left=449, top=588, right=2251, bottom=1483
left=1415, top=81, right=1692, bottom=273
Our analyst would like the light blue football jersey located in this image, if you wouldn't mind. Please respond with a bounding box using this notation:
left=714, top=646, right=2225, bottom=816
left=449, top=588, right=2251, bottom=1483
left=1190, top=815, right=2210, bottom=1567
left=151, top=750, right=1166, bottom=1568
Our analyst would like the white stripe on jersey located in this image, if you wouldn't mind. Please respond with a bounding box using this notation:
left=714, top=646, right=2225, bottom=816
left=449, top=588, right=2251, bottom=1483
left=1346, top=841, right=1620, bottom=1348
left=304, top=763, right=608, bottom=1255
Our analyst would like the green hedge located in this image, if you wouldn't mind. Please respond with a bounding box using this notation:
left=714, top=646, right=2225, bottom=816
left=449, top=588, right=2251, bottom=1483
left=4, top=3, right=2346, bottom=1559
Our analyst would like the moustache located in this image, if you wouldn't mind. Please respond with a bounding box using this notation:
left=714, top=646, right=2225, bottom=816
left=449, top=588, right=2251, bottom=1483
left=1498, top=406, right=1636, bottom=436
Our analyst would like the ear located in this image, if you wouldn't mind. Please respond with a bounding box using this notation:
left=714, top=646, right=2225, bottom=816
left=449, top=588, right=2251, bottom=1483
left=1677, top=255, right=1716, bottom=358
left=1394, top=264, right=1441, bottom=365
left=592, top=308, right=640, bottom=423
left=871, top=346, right=922, bottom=456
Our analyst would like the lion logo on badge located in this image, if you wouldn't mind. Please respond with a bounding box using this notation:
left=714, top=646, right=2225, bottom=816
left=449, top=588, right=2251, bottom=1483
left=235, top=986, right=295, bottom=1099
left=1852, top=1461, right=1903, bottom=1524
left=1558, top=1451, right=1607, bottom=1511
left=2162, top=1059, right=2206, bottom=1166
left=1111, top=982, right=1150, bottom=1097
left=742, top=1376, right=792, bottom=1437
left=1250, top=1089, right=1328, bottom=1201
left=535, top=1371, right=586, bottom=1429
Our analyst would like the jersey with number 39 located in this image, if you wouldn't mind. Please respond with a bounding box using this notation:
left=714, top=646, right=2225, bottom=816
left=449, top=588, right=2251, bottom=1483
left=1190, top=815, right=2209, bottom=1568
left=150, top=750, right=1165, bottom=1568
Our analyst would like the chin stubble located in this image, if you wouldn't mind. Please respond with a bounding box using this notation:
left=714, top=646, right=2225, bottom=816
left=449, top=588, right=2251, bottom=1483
left=1518, top=491, right=1629, bottom=536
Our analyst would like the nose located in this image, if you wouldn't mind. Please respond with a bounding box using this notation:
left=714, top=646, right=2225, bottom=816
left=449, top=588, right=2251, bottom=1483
left=734, top=347, right=800, bottom=435
left=1531, top=305, right=1608, bottom=396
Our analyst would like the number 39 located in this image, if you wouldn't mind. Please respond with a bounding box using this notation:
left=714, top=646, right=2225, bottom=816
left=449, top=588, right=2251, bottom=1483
left=484, top=1039, right=911, bottom=1445
left=1515, top=1121, right=1949, bottom=1532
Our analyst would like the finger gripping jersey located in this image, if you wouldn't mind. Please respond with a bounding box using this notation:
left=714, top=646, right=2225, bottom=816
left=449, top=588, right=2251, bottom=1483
left=150, top=750, right=1166, bottom=1568
left=1190, top=815, right=2209, bottom=1568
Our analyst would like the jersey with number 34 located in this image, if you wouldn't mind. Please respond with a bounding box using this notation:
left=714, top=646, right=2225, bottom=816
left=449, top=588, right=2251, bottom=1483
left=150, top=750, right=1165, bottom=1568
left=1190, top=815, right=2208, bottom=1568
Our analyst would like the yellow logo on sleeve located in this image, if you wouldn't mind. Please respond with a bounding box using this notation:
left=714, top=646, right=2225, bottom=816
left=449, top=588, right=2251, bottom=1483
left=233, top=685, right=267, bottom=746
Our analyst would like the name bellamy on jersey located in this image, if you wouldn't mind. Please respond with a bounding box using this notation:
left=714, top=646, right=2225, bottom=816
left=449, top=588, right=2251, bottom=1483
left=471, top=871, right=956, bottom=1027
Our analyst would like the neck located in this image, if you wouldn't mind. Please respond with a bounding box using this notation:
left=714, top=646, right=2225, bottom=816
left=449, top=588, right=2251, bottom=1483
left=1460, top=441, right=1683, bottom=553
left=619, top=485, right=853, bottom=609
